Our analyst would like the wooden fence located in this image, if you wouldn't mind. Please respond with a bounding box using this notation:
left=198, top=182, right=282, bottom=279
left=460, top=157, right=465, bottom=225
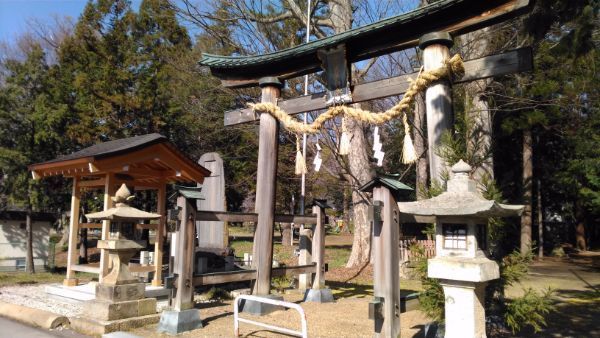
left=399, top=239, right=435, bottom=262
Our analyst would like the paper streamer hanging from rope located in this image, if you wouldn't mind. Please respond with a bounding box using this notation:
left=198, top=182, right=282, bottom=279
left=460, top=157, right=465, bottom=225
left=313, top=141, right=322, bottom=172
left=373, top=126, right=384, bottom=167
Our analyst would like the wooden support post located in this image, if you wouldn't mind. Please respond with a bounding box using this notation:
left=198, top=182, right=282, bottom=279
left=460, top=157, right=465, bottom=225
left=64, top=177, right=80, bottom=286
left=99, top=172, right=115, bottom=283
left=298, top=228, right=313, bottom=290
left=173, top=196, right=195, bottom=311
left=420, top=32, right=454, bottom=183
left=152, top=180, right=166, bottom=286
left=372, top=186, right=400, bottom=338
left=252, top=77, right=282, bottom=296
left=311, top=206, right=325, bottom=290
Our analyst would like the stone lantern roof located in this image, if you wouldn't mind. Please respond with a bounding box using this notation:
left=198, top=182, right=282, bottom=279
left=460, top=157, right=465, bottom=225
left=86, top=184, right=161, bottom=222
left=398, top=160, right=523, bottom=218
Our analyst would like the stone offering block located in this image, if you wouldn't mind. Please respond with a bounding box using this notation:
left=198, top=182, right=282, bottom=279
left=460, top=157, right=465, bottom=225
left=96, top=283, right=145, bottom=302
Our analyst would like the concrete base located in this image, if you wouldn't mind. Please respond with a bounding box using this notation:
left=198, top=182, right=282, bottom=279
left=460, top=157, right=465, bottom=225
left=303, top=288, right=334, bottom=303
left=70, top=313, right=160, bottom=336
left=63, top=278, right=79, bottom=287
left=83, top=298, right=157, bottom=321
left=157, top=308, right=203, bottom=335
left=102, top=331, right=142, bottom=338
left=45, top=282, right=169, bottom=302
left=240, top=294, right=284, bottom=316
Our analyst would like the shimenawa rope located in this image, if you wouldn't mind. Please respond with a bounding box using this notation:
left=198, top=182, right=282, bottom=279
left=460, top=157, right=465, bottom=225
left=250, top=54, right=465, bottom=170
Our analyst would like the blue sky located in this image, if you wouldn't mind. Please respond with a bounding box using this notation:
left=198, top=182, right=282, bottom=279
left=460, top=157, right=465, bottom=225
left=0, top=1, right=86, bottom=42
left=0, top=0, right=144, bottom=43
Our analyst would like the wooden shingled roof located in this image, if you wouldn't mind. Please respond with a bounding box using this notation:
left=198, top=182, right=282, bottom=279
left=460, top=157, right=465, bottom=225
left=29, top=134, right=210, bottom=188
left=199, top=0, right=531, bottom=87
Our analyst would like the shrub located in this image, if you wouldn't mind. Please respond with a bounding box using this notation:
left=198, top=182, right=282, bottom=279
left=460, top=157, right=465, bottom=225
left=410, top=243, right=445, bottom=322
left=505, top=287, right=555, bottom=334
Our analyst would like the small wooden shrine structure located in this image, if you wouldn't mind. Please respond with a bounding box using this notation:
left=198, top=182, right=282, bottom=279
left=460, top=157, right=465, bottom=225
left=29, top=133, right=210, bottom=287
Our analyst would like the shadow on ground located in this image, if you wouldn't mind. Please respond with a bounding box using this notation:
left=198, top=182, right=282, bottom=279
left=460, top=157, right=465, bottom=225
left=501, top=283, right=600, bottom=337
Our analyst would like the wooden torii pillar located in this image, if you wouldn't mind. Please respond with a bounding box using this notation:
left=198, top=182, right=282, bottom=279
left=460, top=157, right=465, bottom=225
left=252, top=77, right=283, bottom=296
left=420, top=32, right=454, bottom=182
left=361, top=176, right=412, bottom=337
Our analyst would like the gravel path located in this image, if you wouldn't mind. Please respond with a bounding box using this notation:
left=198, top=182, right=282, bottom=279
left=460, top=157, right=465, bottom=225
left=0, top=284, right=83, bottom=317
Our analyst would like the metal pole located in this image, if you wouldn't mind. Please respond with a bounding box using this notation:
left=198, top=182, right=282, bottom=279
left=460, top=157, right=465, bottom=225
left=300, top=0, right=311, bottom=221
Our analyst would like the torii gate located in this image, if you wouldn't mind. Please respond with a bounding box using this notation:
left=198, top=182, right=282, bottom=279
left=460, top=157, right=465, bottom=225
left=200, top=0, right=533, bottom=335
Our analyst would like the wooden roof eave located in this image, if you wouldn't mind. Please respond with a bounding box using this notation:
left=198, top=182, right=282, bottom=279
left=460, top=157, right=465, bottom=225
left=200, top=0, right=531, bottom=88
left=30, top=137, right=210, bottom=185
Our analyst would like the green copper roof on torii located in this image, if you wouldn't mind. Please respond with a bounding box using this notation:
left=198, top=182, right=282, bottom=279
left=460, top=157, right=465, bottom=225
left=199, top=0, right=531, bottom=87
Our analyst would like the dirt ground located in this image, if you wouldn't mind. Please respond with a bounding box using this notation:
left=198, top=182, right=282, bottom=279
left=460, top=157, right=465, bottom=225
left=504, top=254, right=600, bottom=338
left=130, top=293, right=431, bottom=338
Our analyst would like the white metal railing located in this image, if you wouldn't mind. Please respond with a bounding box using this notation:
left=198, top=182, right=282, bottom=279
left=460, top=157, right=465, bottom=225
left=233, top=295, right=308, bottom=338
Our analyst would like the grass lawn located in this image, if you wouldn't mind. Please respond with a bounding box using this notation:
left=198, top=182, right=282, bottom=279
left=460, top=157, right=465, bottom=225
left=0, top=271, right=95, bottom=287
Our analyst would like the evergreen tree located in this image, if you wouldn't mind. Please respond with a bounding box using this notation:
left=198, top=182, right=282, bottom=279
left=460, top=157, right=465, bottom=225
left=0, top=44, right=70, bottom=273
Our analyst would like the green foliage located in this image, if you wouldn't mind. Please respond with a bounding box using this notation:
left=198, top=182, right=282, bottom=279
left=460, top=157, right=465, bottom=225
left=201, top=287, right=231, bottom=301
left=271, top=275, right=294, bottom=293
left=505, top=288, right=555, bottom=334
left=410, top=243, right=444, bottom=322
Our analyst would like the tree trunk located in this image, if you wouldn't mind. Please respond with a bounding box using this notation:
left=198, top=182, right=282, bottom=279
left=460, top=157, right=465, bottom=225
left=342, top=184, right=351, bottom=233
left=345, top=116, right=375, bottom=267
left=520, top=128, right=533, bottom=254
left=413, top=92, right=428, bottom=199
left=462, top=28, right=493, bottom=180
left=574, top=201, right=587, bottom=251
left=25, top=208, right=35, bottom=273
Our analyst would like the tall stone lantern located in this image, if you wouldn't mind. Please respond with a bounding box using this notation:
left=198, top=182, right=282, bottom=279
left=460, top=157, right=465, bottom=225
left=83, top=183, right=160, bottom=327
left=398, top=160, right=523, bottom=338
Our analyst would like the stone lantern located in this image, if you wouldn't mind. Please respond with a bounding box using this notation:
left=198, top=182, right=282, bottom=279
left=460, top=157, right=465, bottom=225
left=82, top=183, right=161, bottom=327
left=398, top=160, right=523, bottom=338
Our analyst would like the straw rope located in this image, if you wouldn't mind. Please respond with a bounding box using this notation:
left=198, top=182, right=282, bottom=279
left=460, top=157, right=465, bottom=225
left=249, top=54, right=465, bottom=164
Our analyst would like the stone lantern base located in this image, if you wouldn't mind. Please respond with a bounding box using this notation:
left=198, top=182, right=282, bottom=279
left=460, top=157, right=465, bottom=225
left=440, top=280, right=487, bottom=338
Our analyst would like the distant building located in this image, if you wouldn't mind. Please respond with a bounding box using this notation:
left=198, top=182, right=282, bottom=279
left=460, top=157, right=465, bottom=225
left=0, top=209, right=55, bottom=271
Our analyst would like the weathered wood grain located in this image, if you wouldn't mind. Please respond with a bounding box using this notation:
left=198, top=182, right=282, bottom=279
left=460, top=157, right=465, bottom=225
left=195, top=210, right=317, bottom=225
left=253, top=82, right=281, bottom=296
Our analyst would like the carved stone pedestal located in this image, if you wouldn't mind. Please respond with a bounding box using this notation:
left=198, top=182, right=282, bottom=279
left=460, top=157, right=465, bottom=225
left=73, top=239, right=159, bottom=335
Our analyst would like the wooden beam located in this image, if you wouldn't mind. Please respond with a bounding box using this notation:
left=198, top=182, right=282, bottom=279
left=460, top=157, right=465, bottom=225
left=78, top=178, right=106, bottom=188
left=129, top=264, right=156, bottom=273
left=79, top=223, right=102, bottom=229
left=63, top=177, right=81, bottom=286
left=195, top=210, right=318, bottom=225
left=98, top=173, right=115, bottom=283
left=193, top=269, right=256, bottom=285
left=223, top=48, right=532, bottom=126
left=274, top=214, right=318, bottom=224
left=152, top=180, right=166, bottom=287
left=192, top=264, right=317, bottom=286
left=71, top=264, right=100, bottom=274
